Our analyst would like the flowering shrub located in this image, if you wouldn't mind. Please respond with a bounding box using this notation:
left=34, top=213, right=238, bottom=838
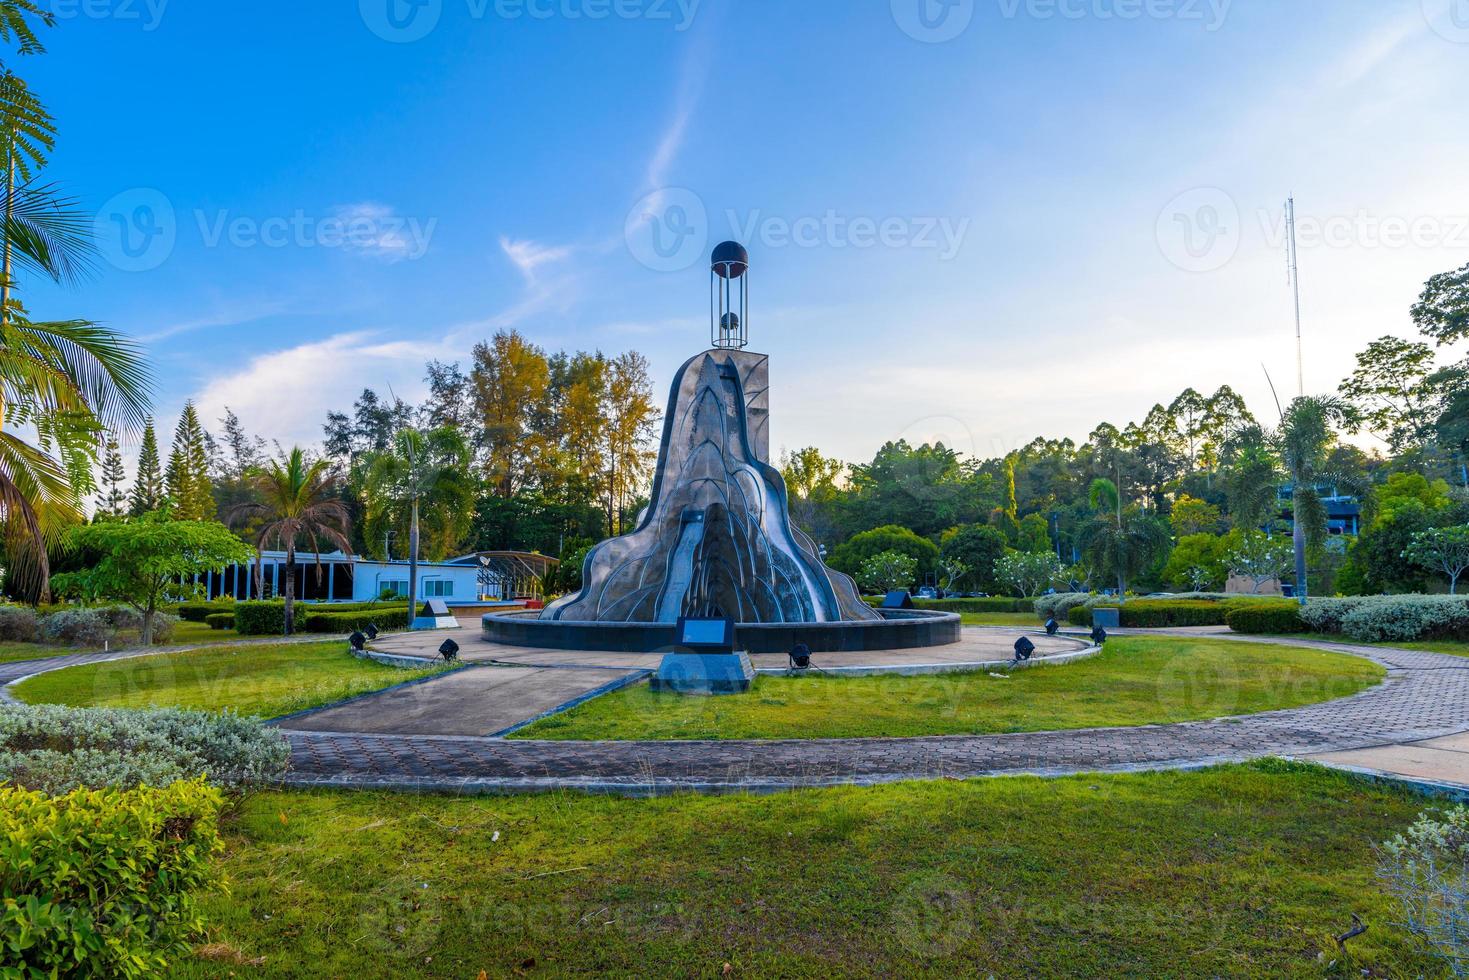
left=0, top=704, right=290, bottom=795
left=0, top=779, right=224, bottom=979
left=1379, top=806, right=1469, bottom=976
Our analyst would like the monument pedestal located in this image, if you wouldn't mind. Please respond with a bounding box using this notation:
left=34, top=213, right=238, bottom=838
left=651, top=652, right=756, bottom=695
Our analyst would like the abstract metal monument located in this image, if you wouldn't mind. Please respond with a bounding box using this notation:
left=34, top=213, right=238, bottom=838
left=542, top=241, right=878, bottom=627
left=483, top=242, right=959, bottom=653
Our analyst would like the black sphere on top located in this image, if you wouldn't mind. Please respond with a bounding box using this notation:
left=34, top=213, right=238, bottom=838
left=711, top=241, right=749, bottom=279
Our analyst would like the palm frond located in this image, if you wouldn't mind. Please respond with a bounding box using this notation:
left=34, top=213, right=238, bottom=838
left=0, top=318, right=152, bottom=430
left=3, top=179, right=97, bottom=286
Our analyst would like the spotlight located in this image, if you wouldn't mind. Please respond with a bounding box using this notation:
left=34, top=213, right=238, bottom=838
left=349, top=631, right=366, bottom=653
left=1013, top=636, right=1035, bottom=663
left=1090, top=625, right=1107, bottom=646
left=1045, top=618, right=1059, bottom=636
left=439, top=638, right=460, bottom=662
left=365, top=623, right=379, bottom=640
left=789, top=642, right=812, bottom=670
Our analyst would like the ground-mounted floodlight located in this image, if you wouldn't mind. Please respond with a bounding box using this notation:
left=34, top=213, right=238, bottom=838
left=439, top=638, right=460, bottom=662
left=1045, top=618, right=1059, bottom=636
left=1013, top=636, right=1035, bottom=663
left=365, top=623, right=379, bottom=640
left=1091, top=625, right=1107, bottom=646
left=789, top=642, right=812, bottom=670
left=349, top=631, right=367, bottom=653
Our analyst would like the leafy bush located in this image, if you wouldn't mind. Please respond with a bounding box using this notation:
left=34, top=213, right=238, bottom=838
left=38, top=608, right=113, bottom=648
left=0, top=605, right=39, bottom=642
left=205, top=612, right=235, bottom=631
left=0, top=779, right=224, bottom=979
left=299, top=607, right=411, bottom=633
left=858, top=550, right=918, bottom=594
left=174, top=600, right=234, bottom=623
left=1378, top=806, right=1469, bottom=976
left=1225, top=602, right=1305, bottom=634
left=1034, top=593, right=1092, bottom=621
left=1340, top=596, right=1469, bottom=643
left=1064, top=598, right=1249, bottom=628
left=914, top=597, right=1036, bottom=614
left=0, top=703, right=290, bottom=795
left=236, top=601, right=412, bottom=635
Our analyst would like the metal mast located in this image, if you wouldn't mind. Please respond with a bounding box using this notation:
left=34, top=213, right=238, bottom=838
left=1286, top=196, right=1304, bottom=398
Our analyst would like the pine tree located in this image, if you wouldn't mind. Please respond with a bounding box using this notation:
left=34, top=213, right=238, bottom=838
left=129, top=421, right=165, bottom=515
left=165, top=402, right=214, bottom=520
left=98, top=433, right=127, bottom=516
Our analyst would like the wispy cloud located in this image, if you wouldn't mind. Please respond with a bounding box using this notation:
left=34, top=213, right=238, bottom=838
left=499, top=236, right=573, bottom=283
left=332, top=201, right=435, bottom=262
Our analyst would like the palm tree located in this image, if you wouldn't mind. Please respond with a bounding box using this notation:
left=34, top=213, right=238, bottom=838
left=230, top=448, right=352, bottom=634
left=362, top=427, right=472, bottom=624
left=1222, top=425, right=1281, bottom=533
left=1078, top=477, right=1171, bottom=599
left=1276, top=396, right=1359, bottom=606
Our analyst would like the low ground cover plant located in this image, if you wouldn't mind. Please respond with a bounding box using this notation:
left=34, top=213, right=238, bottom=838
left=0, top=703, right=289, bottom=795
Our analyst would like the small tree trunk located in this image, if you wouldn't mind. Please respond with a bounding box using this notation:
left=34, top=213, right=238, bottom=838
left=1452, top=570, right=1460, bottom=596
left=284, top=546, right=296, bottom=635
left=141, top=600, right=155, bottom=647
left=1293, top=520, right=1308, bottom=607
left=408, top=498, right=420, bottom=628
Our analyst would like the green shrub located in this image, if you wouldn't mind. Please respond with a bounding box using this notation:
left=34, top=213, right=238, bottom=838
left=39, top=608, right=113, bottom=648
left=204, top=612, right=235, bottom=631
left=299, top=607, right=411, bottom=633
left=1065, top=599, right=1235, bottom=628
left=1226, top=602, right=1306, bottom=634
left=0, top=778, right=224, bottom=979
left=0, top=703, right=290, bottom=795
left=235, top=601, right=411, bottom=635
left=173, top=600, right=233, bottom=623
left=912, top=597, right=1035, bottom=614
left=0, top=605, right=38, bottom=642
left=1035, top=593, right=1093, bottom=621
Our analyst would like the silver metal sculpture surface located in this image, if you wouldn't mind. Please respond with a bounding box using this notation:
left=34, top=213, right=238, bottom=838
left=542, top=345, right=879, bottom=625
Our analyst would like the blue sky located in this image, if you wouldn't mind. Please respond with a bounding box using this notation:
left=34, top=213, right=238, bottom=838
left=20, top=0, right=1469, bottom=467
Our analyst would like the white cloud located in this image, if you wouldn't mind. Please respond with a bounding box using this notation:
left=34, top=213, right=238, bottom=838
left=499, top=236, right=573, bottom=283
left=331, top=202, right=435, bottom=262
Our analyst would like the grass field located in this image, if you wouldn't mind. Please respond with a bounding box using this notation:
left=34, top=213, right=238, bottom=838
left=167, top=763, right=1442, bottom=978
left=11, top=641, right=453, bottom=718
left=958, top=611, right=1040, bottom=627
left=515, top=636, right=1384, bottom=740
left=1242, top=631, right=1469, bottom=658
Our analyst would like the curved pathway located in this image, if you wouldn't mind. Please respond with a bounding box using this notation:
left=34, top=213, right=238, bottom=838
left=10, top=631, right=1469, bottom=796
left=280, top=636, right=1469, bottom=795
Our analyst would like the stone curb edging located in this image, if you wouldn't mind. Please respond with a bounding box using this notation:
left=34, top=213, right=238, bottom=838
left=487, top=669, right=655, bottom=738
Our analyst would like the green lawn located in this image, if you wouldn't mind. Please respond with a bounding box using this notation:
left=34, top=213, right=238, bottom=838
left=1240, top=631, right=1469, bottom=658
left=170, top=620, right=238, bottom=645
left=958, top=611, right=1040, bottom=627
left=0, top=641, right=79, bottom=664
left=168, top=763, right=1443, bottom=978
left=516, top=637, right=1384, bottom=740
left=11, top=641, right=453, bottom=719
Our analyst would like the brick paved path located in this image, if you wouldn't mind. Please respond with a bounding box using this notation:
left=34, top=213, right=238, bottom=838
left=280, top=638, right=1469, bottom=795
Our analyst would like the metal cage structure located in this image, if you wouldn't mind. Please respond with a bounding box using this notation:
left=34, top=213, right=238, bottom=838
left=710, top=241, right=749, bottom=350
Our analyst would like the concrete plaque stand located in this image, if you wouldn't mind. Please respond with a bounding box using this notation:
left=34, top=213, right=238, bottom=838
left=651, top=652, right=756, bottom=695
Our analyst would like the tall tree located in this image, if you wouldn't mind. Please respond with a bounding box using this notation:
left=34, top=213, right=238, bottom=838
left=164, top=401, right=212, bottom=520
left=602, top=351, right=657, bottom=535
left=96, top=431, right=124, bottom=515
left=471, top=330, right=551, bottom=497
left=362, top=427, right=475, bottom=615
left=229, top=448, right=352, bottom=635
left=1412, top=260, right=1469, bottom=345
left=1276, top=395, right=1358, bottom=605
left=1078, top=477, right=1170, bottom=599
left=1339, top=336, right=1440, bottom=453
left=218, top=406, right=264, bottom=479
left=128, top=420, right=163, bottom=515
left=781, top=446, right=845, bottom=544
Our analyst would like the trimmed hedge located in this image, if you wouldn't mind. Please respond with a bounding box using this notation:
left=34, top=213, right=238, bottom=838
left=234, top=601, right=411, bottom=635
left=0, top=778, right=224, bottom=979
left=1066, top=599, right=1251, bottom=629
left=173, top=601, right=234, bottom=623
left=1226, top=602, right=1306, bottom=634
left=204, top=612, right=235, bottom=631
left=299, top=607, right=411, bottom=633
left=912, top=597, right=1036, bottom=614
left=1300, top=595, right=1469, bottom=643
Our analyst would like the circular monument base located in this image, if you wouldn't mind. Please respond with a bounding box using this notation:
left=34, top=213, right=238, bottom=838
left=482, top=609, right=962, bottom=655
